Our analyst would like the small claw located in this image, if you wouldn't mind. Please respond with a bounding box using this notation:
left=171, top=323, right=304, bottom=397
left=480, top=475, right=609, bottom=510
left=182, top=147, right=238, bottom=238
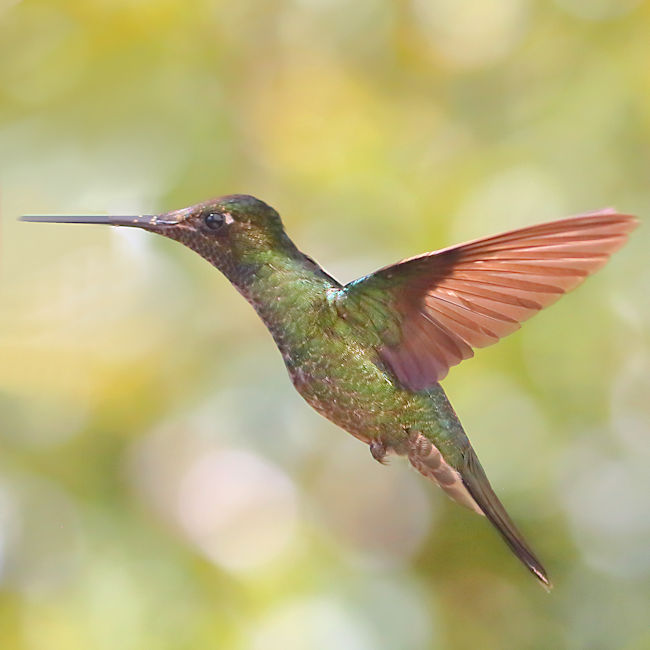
left=369, top=439, right=388, bottom=464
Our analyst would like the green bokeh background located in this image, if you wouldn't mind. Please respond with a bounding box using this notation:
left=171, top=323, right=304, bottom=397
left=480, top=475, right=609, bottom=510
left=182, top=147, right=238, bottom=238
left=1, top=1, right=649, bottom=648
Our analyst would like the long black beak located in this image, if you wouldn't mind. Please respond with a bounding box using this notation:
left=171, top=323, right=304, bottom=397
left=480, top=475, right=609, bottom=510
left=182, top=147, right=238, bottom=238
left=19, top=214, right=176, bottom=227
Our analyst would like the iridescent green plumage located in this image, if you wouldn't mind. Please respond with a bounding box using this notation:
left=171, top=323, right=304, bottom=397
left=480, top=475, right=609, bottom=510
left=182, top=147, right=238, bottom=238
left=22, top=194, right=639, bottom=589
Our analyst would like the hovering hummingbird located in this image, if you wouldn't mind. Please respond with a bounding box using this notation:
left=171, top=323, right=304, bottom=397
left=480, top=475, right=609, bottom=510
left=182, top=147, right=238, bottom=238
left=22, top=197, right=638, bottom=588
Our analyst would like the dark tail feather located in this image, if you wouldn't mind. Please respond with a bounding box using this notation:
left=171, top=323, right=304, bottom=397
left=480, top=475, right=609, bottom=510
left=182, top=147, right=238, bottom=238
left=461, top=447, right=552, bottom=590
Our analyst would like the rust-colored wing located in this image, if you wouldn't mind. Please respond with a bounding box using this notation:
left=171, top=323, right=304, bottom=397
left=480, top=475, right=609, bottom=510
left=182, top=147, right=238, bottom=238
left=339, top=210, right=638, bottom=391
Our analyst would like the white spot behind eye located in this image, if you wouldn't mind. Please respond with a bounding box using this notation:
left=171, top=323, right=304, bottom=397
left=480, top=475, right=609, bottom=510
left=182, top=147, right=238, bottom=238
left=224, top=213, right=235, bottom=225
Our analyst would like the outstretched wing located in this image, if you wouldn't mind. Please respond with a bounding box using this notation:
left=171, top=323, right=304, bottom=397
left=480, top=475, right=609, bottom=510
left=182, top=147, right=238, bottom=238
left=336, top=210, right=638, bottom=391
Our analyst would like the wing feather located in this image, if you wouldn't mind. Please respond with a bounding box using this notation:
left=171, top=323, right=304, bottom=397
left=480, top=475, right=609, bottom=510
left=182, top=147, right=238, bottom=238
left=339, top=210, right=638, bottom=390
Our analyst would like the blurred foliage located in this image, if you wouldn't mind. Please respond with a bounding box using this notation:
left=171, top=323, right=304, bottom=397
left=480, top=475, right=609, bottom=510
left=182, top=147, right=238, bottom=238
left=1, top=0, right=649, bottom=649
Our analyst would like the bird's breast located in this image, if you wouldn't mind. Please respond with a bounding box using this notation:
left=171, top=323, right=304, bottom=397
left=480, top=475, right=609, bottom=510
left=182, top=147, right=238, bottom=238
left=282, top=333, right=413, bottom=446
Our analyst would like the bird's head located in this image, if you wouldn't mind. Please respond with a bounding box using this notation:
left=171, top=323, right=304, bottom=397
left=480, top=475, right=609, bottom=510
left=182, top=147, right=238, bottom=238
left=147, top=194, right=293, bottom=269
left=23, top=194, right=297, bottom=276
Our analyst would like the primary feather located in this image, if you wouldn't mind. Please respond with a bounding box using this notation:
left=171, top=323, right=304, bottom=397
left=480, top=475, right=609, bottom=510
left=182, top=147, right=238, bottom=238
left=340, top=210, right=638, bottom=390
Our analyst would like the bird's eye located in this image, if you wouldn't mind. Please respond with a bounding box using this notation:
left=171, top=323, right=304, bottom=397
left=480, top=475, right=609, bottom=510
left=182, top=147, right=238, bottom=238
left=203, top=211, right=225, bottom=230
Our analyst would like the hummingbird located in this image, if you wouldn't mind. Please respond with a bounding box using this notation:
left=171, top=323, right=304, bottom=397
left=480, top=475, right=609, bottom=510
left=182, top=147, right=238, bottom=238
left=22, top=196, right=638, bottom=588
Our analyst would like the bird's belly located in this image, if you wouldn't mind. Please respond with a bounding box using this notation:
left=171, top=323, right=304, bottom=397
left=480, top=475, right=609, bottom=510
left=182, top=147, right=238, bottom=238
left=286, top=347, right=411, bottom=446
left=294, top=379, right=375, bottom=443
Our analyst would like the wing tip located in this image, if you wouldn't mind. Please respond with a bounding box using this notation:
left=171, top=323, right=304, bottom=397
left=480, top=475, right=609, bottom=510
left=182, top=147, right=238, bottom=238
left=461, top=450, right=553, bottom=590
left=621, top=214, right=641, bottom=233
left=522, top=551, right=552, bottom=591
left=533, top=566, right=553, bottom=592
left=573, top=209, right=640, bottom=232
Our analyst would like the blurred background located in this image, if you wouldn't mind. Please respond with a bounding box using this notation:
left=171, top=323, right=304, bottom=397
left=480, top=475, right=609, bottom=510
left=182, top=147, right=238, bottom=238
left=1, top=0, right=649, bottom=648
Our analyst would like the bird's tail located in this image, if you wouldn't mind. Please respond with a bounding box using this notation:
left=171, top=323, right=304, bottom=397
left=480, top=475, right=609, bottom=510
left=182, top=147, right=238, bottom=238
left=460, top=447, right=552, bottom=590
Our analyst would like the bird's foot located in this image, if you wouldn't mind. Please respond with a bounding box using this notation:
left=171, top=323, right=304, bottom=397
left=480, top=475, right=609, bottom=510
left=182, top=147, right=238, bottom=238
left=369, top=439, right=388, bottom=464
